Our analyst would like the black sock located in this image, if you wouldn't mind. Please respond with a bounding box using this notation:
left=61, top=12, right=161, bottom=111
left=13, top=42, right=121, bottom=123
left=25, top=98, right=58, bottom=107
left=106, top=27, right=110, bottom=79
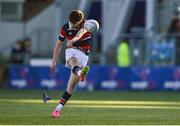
left=59, top=90, right=71, bottom=106
left=72, top=65, right=81, bottom=75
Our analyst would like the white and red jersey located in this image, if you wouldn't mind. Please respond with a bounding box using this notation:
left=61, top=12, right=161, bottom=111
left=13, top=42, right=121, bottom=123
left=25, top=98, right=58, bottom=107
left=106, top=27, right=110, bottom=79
left=59, top=20, right=91, bottom=52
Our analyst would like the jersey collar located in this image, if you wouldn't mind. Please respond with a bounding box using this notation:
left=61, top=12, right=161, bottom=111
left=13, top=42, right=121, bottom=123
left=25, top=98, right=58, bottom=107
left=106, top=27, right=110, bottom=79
left=68, top=22, right=78, bottom=30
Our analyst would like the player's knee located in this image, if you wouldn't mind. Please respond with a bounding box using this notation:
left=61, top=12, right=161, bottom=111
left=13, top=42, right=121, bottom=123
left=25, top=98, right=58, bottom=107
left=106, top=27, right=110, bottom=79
left=67, top=57, right=79, bottom=68
left=71, top=65, right=81, bottom=75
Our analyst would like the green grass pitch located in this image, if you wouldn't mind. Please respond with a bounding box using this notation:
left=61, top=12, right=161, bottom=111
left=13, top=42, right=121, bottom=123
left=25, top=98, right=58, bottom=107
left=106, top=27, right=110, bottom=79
left=0, top=89, right=180, bottom=125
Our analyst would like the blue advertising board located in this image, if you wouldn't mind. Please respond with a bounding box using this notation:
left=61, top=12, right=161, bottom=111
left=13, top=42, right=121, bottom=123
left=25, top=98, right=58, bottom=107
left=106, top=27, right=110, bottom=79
left=9, top=65, right=180, bottom=91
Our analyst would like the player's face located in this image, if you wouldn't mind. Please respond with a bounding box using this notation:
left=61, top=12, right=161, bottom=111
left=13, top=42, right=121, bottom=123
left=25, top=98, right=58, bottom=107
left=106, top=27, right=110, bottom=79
left=72, top=19, right=83, bottom=28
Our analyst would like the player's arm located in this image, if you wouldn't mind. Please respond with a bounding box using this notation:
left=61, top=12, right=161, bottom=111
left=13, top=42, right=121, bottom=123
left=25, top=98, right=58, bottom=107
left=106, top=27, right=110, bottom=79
left=51, top=25, right=67, bottom=71
left=50, top=40, right=63, bottom=71
left=72, top=38, right=91, bottom=47
left=67, top=27, right=88, bottom=48
left=73, top=27, right=88, bottom=41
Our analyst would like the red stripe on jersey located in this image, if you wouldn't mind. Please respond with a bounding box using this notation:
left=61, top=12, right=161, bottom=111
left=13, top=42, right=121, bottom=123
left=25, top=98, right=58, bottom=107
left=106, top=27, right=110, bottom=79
left=80, top=44, right=90, bottom=51
left=69, top=32, right=91, bottom=51
left=59, top=27, right=66, bottom=38
left=79, top=32, right=91, bottom=41
left=79, top=32, right=91, bottom=51
left=66, top=32, right=91, bottom=41
left=67, top=36, right=75, bottom=41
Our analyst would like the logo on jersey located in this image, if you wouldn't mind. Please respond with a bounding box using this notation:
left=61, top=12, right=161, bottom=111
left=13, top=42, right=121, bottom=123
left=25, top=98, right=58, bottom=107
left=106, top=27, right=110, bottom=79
left=68, top=32, right=73, bottom=35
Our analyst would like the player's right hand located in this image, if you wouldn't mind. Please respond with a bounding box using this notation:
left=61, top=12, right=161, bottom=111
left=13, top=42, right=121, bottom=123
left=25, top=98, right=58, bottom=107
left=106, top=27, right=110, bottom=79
left=66, top=41, right=73, bottom=48
left=50, top=62, right=57, bottom=72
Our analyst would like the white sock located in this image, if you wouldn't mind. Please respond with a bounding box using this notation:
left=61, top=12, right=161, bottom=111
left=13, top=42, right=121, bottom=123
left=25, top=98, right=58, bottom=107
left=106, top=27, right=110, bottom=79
left=55, top=103, right=64, bottom=111
left=77, top=69, right=82, bottom=76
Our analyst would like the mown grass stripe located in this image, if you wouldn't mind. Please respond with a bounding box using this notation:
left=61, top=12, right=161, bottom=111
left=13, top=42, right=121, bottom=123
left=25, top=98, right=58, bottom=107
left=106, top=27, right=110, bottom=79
left=66, top=104, right=180, bottom=109
left=0, top=99, right=180, bottom=105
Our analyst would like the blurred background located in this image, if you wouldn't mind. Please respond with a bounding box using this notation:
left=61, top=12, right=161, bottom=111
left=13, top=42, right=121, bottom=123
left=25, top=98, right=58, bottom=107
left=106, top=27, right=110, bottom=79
left=0, top=0, right=180, bottom=91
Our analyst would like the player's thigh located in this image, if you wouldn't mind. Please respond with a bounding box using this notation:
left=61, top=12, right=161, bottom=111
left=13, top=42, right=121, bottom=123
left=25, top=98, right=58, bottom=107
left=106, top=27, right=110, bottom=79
left=78, top=53, right=89, bottom=68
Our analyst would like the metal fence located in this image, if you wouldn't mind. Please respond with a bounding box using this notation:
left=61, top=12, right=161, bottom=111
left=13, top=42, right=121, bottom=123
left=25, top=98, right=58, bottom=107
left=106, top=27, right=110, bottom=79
left=111, top=32, right=180, bottom=66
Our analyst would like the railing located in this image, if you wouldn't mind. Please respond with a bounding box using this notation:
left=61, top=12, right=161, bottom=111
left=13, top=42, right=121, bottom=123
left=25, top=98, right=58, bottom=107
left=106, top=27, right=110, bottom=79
left=111, top=32, right=180, bottom=66
left=0, top=27, right=53, bottom=58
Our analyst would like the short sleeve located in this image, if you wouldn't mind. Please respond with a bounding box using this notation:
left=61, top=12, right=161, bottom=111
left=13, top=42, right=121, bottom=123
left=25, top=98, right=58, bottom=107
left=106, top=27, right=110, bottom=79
left=58, top=26, right=67, bottom=41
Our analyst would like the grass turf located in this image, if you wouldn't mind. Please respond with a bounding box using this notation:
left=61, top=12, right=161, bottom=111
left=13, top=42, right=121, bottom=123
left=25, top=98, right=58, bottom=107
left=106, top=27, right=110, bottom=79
left=0, top=89, right=180, bottom=125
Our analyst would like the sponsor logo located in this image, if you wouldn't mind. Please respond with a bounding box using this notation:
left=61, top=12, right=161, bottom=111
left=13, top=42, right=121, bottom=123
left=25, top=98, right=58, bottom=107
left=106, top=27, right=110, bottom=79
left=77, top=81, right=94, bottom=91
left=131, top=81, right=148, bottom=90
left=68, top=32, right=73, bottom=35
left=11, top=80, right=27, bottom=88
left=77, top=81, right=88, bottom=89
left=41, top=80, right=56, bottom=89
left=164, top=81, right=180, bottom=90
left=101, top=80, right=118, bottom=89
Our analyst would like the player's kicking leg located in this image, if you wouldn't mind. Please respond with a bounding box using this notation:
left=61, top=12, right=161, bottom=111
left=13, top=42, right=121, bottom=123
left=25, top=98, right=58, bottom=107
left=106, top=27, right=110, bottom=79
left=72, top=65, right=89, bottom=81
left=51, top=57, right=89, bottom=118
